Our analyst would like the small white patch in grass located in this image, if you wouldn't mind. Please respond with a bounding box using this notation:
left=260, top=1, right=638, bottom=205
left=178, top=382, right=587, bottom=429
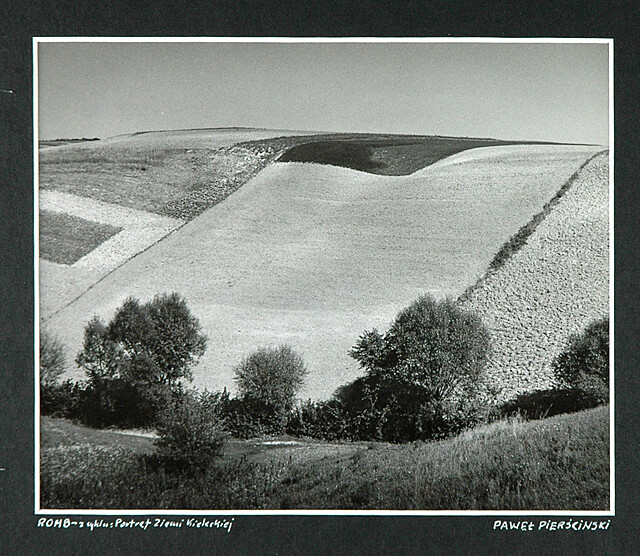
left=259, top=440, right=301, bottom=446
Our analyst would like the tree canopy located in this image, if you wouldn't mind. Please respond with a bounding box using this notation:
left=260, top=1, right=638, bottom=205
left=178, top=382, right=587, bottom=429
left=350, top=295, right=491, bottom=403
left=234, top=345, right=307, bottom=412
left=76, top=292, right=207, bottom=387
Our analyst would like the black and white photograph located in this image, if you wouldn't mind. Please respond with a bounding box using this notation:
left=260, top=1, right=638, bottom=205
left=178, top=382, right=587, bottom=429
left=34, top=39, right=613, bottom=514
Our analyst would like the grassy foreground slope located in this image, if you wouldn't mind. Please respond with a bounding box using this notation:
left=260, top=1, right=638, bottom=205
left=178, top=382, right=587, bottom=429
left=44, top=144, right=599, bottom=399
left=40, top=406, right=609, bottom=510
left=459, top=152, right=609, bottom=401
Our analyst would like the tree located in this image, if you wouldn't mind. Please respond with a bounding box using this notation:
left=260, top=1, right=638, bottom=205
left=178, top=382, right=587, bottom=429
left=76, top=292, right=207, bottom=387
left=553, top=317, right=609, bottom=403
left=40, top=330, right=67, bottom=386
left=234, top=345, right=308, bottom=419
left=75, top=316, right=122, bottom=382
left=343, top=295, right=491, bottom=441
left=351, top=295, right=491, bottom=404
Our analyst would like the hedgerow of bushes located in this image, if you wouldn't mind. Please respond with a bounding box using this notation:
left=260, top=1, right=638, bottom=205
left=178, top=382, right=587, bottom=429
left=41, top=294, right=610, bottom=463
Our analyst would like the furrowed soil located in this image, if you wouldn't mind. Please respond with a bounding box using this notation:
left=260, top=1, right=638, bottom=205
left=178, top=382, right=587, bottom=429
left=43, top=144, right=599, bottom=400
left=459, top=152, right=609, bottom=401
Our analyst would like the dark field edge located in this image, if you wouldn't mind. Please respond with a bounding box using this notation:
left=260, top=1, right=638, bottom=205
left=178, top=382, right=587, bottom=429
left=458, top=149, right=608, bottom=304
left=39, top=138, right=100, bottom=147
left=237, top=131, right=592, bottom=176
left=39, top=210, right=122, bottom=265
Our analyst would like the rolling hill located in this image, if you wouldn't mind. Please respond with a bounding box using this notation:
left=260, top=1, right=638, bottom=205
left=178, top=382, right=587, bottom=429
left=42, top=142, right=600, bottom=399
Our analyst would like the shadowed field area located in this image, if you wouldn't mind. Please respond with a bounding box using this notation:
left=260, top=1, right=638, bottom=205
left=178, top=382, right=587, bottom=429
left=276, top=135, right=559, bottom=175
left=43, top=143, right=599, bottom=399
left=40, top=211, right=122, bottom=265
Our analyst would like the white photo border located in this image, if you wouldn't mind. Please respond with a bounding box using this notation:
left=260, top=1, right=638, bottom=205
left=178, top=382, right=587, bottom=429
left=33, top=36, right=615, bottom=516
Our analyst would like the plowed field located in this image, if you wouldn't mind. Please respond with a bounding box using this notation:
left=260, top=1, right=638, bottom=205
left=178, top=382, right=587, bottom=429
left=459, top=152, right=609, bottom=401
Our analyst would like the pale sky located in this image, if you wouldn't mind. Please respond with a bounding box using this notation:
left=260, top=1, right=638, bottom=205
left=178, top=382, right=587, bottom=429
left=37, top=41, right=610, bottom=144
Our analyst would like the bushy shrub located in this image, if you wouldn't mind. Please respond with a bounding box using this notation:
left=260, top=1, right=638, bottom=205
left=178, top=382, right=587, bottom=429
left=40, top=380, right=83, bottom=418
left=75, top=379, right=171, bottom=429
left=40, top=330, right=66, bottom=386
left=338, top=295, right=490, bottom=442
left=60, top=293, right=208, bottom=429
left=222, top=396, right=288, bottom=438
left=553, top=317, right=609, bottom=403
left=331, top=373, right=486, bottom=442
left=234, top=345, right=308, bottom=433
left=195, top=389, right=285, bottom=439
left=154, top=390, right=227, bottom=470
left=286, top=399, right=350, bottom=441
left=40, top=378, right=169, bottom=429
left=497, top=388, right=602, bottom=421
left=351, top=295, right=490, bottom=404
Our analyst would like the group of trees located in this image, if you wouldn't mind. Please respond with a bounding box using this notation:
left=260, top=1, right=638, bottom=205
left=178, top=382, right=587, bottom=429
left=41, top=290, right=610, bottom=464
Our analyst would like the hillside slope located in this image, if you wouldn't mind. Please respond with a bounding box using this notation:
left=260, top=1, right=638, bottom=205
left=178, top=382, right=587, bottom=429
left=459, top=152, right=609, bottom=401
left=40, top=406, right=609, bottom=510
left=44, top=144, right=600, bottom=399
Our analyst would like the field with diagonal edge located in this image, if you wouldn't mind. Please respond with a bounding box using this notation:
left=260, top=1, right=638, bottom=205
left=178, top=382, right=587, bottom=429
left=40, top=129, right=523, bottom=318
left=41, top=139, right=600, bottom=400
left=459, top=152, right=609, bottom=401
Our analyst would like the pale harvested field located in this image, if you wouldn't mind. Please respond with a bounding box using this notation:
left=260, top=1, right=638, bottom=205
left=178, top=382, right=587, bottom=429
left=459, top=152, right=609, bottom=401
left=39, top=261, right=104, bottom=320
left=39, top=191, right=184, bottom=318
left=83, top=127, right=320, bottom=150
left=40, top=127, right=318, bottom=154
left=43, top=144, right=599, bottom=400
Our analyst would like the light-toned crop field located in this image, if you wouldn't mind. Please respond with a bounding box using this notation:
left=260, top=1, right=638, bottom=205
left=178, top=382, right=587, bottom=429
left=459, top=152, right=609, bottom=401
left=39, top=128, right=322, bottom=317
left=39, top=191, right=185, bottom=318
left=42, top=144, right=599, bottom=400
left=83, top=127, right=320, bottom=150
